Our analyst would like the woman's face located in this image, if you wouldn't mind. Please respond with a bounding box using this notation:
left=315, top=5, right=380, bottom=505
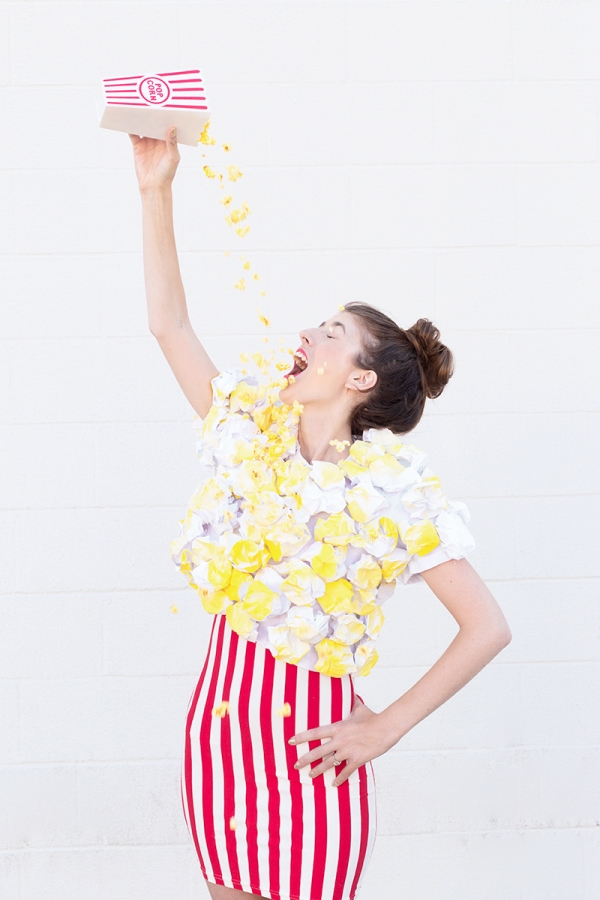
left=278, top=311, right=377, bottom=407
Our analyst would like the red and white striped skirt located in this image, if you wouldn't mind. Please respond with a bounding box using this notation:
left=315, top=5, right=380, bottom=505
left=181, top=613, right=377, bottom=900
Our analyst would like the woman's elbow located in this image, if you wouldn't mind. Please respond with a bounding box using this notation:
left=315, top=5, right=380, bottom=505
left=489, top=620, right=512, bottom=652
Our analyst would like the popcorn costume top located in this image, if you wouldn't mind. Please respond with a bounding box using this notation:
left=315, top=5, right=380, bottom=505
left=171, top=368, right=476, bottom=677
left=172, top=368, right=476, bottom=900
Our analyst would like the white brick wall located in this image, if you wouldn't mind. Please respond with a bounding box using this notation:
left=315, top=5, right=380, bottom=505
left=1, top=2, right=599, bottom=898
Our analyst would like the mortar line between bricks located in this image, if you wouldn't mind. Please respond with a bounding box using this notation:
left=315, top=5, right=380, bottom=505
left=1, top=744, right=599, bottom=771
left=2, top=824, right=599, bottom=852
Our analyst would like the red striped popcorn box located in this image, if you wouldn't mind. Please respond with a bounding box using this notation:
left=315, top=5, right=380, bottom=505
left=98, top=69, right=210, bottom=146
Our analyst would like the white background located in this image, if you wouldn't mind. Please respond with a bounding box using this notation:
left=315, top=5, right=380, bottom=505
left=1, top=2, right=600, bottom=898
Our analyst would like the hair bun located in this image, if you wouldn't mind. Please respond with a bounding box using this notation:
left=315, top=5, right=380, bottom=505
left=405, top=318, right=454, bottom=399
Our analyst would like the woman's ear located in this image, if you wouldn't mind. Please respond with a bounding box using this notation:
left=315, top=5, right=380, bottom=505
left=347, top=369, right=377, bottom=393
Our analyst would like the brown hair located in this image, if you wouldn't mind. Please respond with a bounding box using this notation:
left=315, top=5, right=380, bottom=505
left=344, top=301, right=454, bottom=436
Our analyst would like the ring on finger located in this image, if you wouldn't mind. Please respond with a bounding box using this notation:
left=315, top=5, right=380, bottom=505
left=332, top=755, right=343, bottom=766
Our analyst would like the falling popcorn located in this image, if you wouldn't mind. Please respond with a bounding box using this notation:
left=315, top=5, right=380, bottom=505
left=317, top=367, right=324, bottom=375
left=203, top=165, right=216, bottom=179
left=253, top=273, right=260, bottom=280
left=226, top=165, right=243, bottom=181
left=339, top=305, right=345, bottom=311
left=276, top=360, right=291, bottom=371
left=229, top=817, right=237, bottom=830
left=234, top=278, right=246, bottom=291
left=329, top=439, right=351, bottom=453
left=260, top=291, right=266, bottom=297
left=243, top=261, right=251, bottom=270
left=224, top=250, right=231, bottom=256
left=170, top=604, right=179, bottom=614
left=212, top=701, right=230, bottom=718
left=239, top=352, right=249, bottom=363
left=236, top=226, right=251, bottom=237
left=223, top=143, right=231, bottom=152
left=256, top=309, right=271, bottom=327
left=221, top=195, right=233, bottom=207
left=276, top=703, right=292, bottom=718
left=199, top=121, right=216, bottom=145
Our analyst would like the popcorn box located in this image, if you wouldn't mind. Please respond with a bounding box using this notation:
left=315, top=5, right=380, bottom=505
left=97, top=69, right=210, bottom=146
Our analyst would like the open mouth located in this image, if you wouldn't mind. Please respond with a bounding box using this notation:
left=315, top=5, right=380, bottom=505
left=285, top=352, right=308, bottom=380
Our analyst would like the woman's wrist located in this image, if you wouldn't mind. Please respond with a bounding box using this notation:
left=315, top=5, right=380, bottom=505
left=139, top=184, right=173, bottom=202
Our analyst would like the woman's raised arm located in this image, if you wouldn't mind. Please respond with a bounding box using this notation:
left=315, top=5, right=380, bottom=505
left=129, top=126, right=219, bottom=419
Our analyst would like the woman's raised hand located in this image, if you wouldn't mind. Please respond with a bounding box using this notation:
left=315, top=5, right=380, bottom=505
left=128, top=126, right=181, bottom=193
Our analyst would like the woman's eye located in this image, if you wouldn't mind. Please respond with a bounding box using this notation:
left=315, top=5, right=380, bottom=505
left=327, top=334, right=334, bottom=339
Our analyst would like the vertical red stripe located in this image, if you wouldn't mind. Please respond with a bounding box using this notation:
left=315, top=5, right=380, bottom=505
left=183, top=616, right=219, bottom=878
left=220, top=627, right=242, bottom=886
left=238, top=638, right=260, bottom=889
left=283, top=663, right=303, bottom=900
left=349, top=755, right=370, bottom=899
left=332, top=678, right=352, bottom=900
left=308, top=672, right=328, bottom=899
left=259, top=648, right=281, bottom=898
left=199, top=615, right=227, bottom=884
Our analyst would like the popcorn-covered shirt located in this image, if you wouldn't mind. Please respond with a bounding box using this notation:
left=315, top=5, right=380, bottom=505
left=170, top=369, right=475, bottom=677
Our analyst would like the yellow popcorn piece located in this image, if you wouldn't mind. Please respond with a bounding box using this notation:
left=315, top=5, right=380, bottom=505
left=329, top=439, right=350, bottom=454
left=230, top=380, right=260, bottom=411
left=319, top=579, right=354, bottom=615
left=399, top=519, right=441, bottom=556
left=223, top=569, right=253, bottom=602
left=276, top=702, right=292, bottom=718
left=243, top=261, right=251, bottom=270
left=260, top=291, right=266, bottom=297
left=314, top=638, right=357, bottom=677
left=236, top=226, right=251, bottom=237
left=317, top=367, right=324, bottom=375
left=199, top=121, right=216, bottom=145
left=224, top=250, right=231, bottom=256
left=234, top=278, right=246, bottom=291
left=203, top=165, right=216, bottom=179
left=309, top=543, right=339, bottom=581
left=199, top=589, right=230, bottom=615
left=314, top=512, right=356, bottom=546
left=253, top=273, right=260, bottom=280
left=223, top=143, right=231, bottom=152
left=366, top=605, right=385, bottom=638
left=207, top=556, right=233, bottom=590
left=339, top=304, right=345, bottom=311
left=355, top=641, right=379, bottom=677
left=212, top=701, right=230, bottom=717
left=226, top=601, right=257, bottom=639
left=221, top=195, right=233, bottom=207
left=256, top=310, right=271, bottom=328
left=239, top=352, right=249, bottom=363
left=229, top=539, right=265, bottom=573
left=170, top=604, right=179, bottom=614
left=229, top=817, right=237, bottom=830
left=276, top=360, right=291, bottom=371
left=268, top=625, right=311, bottom=664
left=333, top=614, right=366, bottom=646
left=350, top=556, right=382, bottom=591
left=241, top=579, right=279, bottom=620
left=226, top=165, right=243, bottom=181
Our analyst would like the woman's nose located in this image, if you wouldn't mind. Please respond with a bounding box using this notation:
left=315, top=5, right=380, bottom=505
left=299, top=328, right=313, bottom=346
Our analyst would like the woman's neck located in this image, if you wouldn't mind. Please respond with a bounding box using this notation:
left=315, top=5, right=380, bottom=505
left=296, top=403, right=354, bottom=464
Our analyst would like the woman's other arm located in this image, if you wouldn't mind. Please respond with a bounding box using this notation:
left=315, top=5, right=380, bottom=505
left=374, top=558, right=512, bottom=741
left=130, top=127, right=219, bottom=418
left=291, top=558, right=512, bottom=785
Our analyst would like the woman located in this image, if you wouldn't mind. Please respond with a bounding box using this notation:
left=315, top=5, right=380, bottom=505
left=129, top=126, right=512, bottom=900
